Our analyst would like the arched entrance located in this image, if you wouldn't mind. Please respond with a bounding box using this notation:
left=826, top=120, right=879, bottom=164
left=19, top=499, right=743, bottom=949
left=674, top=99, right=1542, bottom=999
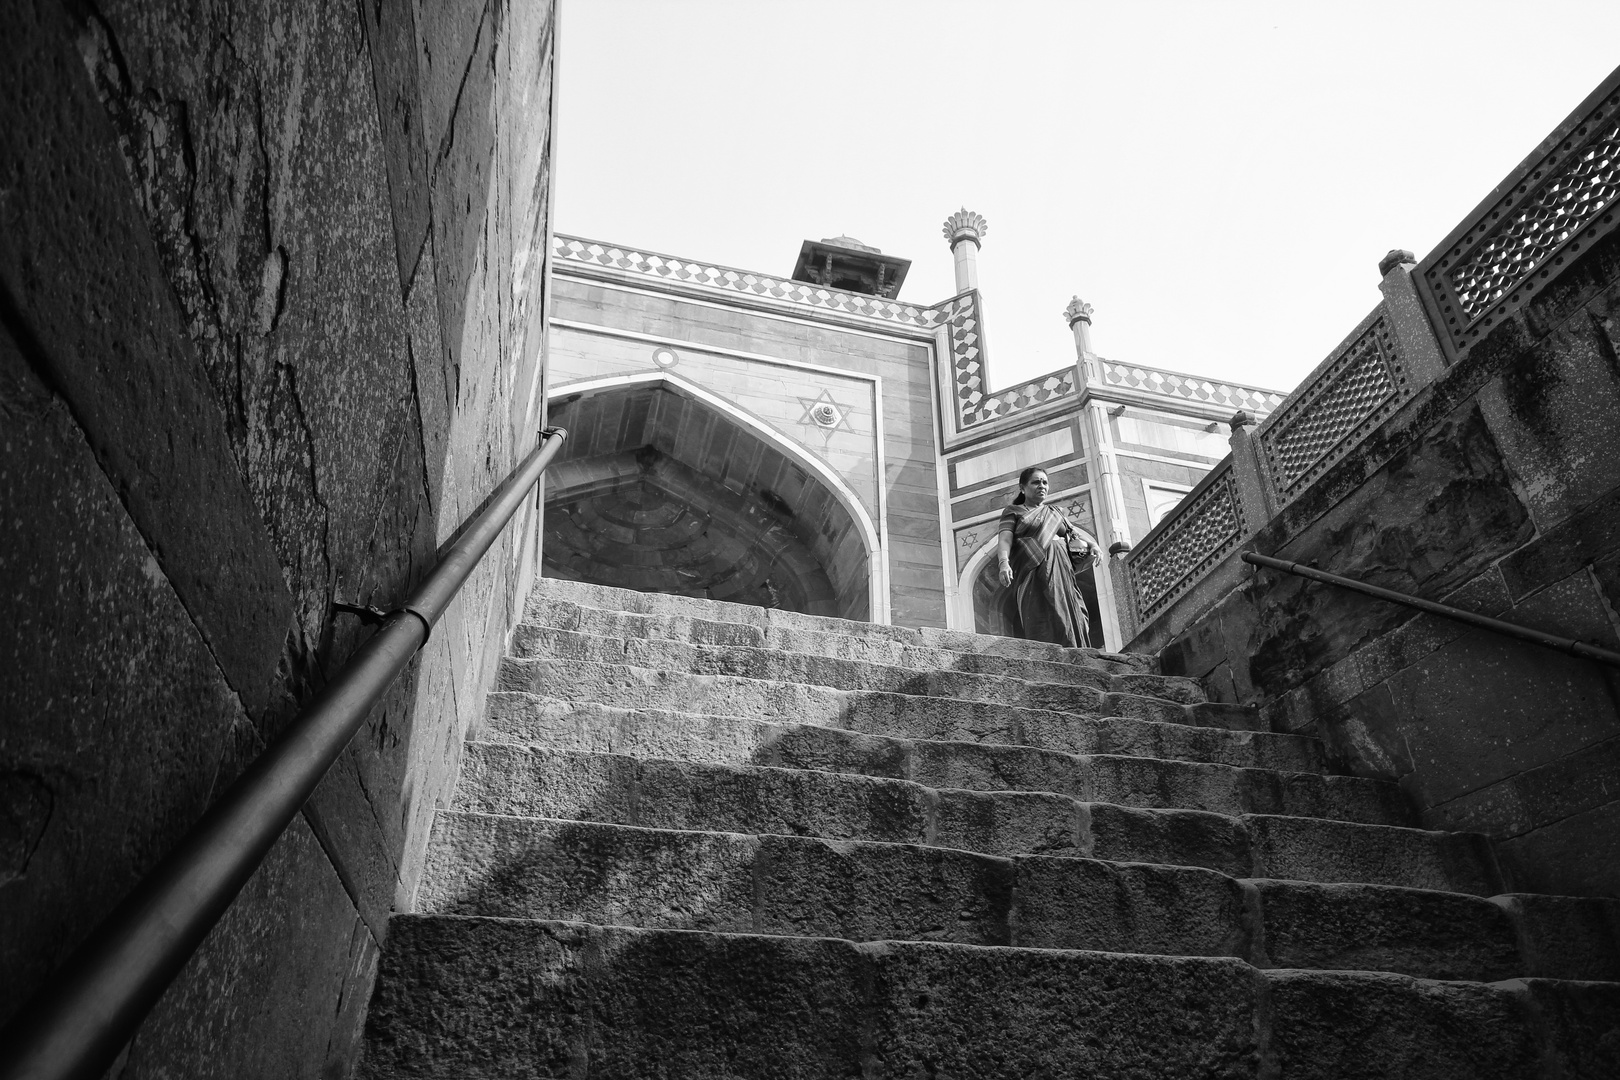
left=543, top=373, right=881, bottom=621
left=958, top=531, right=1103, bottom=647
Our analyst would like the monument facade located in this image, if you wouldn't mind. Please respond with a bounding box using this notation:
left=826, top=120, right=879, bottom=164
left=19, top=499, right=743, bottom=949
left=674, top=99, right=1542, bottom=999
left=545, top=211, right=1283, bottom=648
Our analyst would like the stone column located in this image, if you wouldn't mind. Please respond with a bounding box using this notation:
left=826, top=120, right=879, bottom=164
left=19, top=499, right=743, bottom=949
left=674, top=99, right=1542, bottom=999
left=1377, top=248, right=1448, bottom=388
left=1084, top=402, right=1132, bottom=550
left=1065, top=296, right=1097, bottom=391
left=1227, top=409, right=1276, bottom=524
left=941, top=209, right=988, bottom=293
left=1082, top=399, right=1134, bottom=649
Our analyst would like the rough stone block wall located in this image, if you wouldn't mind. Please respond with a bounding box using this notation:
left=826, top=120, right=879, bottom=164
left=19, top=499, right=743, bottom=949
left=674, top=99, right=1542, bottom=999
left=1140, top=231, right=1620, bottom=899
left=0, top=0, right=555, bottom=1074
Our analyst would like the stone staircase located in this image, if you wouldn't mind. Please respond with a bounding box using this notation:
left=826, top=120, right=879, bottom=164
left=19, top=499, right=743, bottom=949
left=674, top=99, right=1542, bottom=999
left=360, top=579, right=1620, bottom=1078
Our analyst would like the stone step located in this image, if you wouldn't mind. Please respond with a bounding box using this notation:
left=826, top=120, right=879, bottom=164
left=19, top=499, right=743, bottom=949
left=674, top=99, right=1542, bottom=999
left=521, top=596, right=1169, bottom=686
left=457, top=742, right=1412, bottom=831
left=361, top=917, right=1620, bottom=1079
left=453, top=745, right=1491, bottom=891
left=417, top=813, right=1615, bottom=984
left=497, top=657, right=1264, bottom=733
left=502, top=643, right=1098, bottom=717
left=529, top=576, right=1157, bottom=671
left=483, top=695, right=1326, bottom=773
left=511, top=624, right=1205, bottom=704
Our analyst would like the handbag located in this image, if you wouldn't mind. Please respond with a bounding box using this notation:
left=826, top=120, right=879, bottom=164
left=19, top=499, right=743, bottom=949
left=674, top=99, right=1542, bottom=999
left=1063, top=514, right=1094, bottom=575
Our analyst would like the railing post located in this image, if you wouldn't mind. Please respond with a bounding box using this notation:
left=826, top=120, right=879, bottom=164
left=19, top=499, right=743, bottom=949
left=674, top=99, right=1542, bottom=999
left=1226, top=410, right=1275, bottom=524
left=1107, top=541, right=1139, bottom=645
left=1377, top=249, right=1448, bottom=386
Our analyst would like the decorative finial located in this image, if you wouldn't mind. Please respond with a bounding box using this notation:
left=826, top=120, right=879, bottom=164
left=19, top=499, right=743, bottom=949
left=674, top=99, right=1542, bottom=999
left=941, top=208, right=988, bottom=249
left=1063, top=296, right=1095, bottom=326
left=1378, top=249, right=1416, bottom=277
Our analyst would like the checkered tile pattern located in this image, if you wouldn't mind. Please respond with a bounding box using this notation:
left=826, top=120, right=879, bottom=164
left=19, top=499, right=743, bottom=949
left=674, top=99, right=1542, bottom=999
left=944, top=293, right=1078, bottom=430
left=1101, top=362, right=1284, bottom=416
left=972, top=370, right=1079, bottom=425
left=554, top=236, right=945, bottom=329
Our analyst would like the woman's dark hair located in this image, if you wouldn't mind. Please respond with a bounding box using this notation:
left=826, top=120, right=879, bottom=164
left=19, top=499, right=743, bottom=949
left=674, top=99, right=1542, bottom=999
left=1013, top=466, right=1046, bottom=506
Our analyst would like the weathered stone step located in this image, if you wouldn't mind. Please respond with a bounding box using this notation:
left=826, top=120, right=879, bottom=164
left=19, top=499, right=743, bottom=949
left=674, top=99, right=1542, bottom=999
left=458, top=742, right=1410, bottom=830
left=362, top=917, right=1619, bottom=1079
left=522, top=597, right=1165, bottom=685
left=484, top=694, right=1324, bottom=773
left=502, top=643, right=1097, bottom=715
left=529, top=576, right=1157, bottom=671
left=497, top=657, right=1262, bottom=733
left=453, top=745, right=1491, bottom=890
left=417, top=813, right=1614, bottom=984
left=510, top=624, right=1205, bottom=704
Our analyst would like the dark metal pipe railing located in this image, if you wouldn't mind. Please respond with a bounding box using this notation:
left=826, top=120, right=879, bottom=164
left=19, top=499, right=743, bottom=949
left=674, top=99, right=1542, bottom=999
left=1242, top=551, right=1620, bottom=669
left=0, top=427, right=568, bottom=1080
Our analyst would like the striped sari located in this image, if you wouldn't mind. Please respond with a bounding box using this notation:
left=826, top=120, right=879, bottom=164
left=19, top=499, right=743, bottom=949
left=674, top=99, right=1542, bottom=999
left=997, top=501, right=1092, bottom=648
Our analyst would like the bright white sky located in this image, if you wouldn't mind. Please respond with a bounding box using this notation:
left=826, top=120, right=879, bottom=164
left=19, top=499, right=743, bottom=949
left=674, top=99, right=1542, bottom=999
left=555, top=1, right=1620, bottom=395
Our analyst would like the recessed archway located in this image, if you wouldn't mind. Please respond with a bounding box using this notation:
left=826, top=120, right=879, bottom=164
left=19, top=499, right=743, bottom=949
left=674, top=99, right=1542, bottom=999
left=957, top=529, right=1104, bottom=647
left=544, top=373, right=881, bottom=621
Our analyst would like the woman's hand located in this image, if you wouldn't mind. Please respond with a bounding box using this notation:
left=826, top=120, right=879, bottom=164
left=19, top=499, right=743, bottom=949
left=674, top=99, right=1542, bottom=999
left=998, top=560, right=1014, bottom=587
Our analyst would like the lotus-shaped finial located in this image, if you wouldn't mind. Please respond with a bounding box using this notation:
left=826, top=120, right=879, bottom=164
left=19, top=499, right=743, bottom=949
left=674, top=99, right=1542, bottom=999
left=941, top=208, right=988, bottom=248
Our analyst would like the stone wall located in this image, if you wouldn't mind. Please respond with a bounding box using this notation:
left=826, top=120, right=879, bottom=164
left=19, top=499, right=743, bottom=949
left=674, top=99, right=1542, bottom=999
left=0, top=0, right=555, bottom=1075
left=1134, top=231, right=1620, bottom=899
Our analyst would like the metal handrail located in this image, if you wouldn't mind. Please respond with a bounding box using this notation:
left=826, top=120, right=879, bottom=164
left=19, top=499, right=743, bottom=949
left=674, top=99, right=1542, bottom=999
left=0, top=427, right=569, bottom=1080
left=1243, top=551, right=1620, bottom=669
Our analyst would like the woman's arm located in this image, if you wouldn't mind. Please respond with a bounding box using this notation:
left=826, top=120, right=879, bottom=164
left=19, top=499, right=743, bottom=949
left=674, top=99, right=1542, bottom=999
left=997, top=528, right=1014, bottom=587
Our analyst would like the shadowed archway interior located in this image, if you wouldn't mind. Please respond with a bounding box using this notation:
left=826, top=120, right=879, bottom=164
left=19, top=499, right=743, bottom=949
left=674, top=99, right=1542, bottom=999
left=543, top=382, right=872, bottom=620
left=972, top=547, right=1100, bottom=642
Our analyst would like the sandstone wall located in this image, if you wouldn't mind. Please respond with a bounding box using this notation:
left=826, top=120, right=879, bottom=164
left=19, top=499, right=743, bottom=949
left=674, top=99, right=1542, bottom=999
left=0, top=0, right=555, bottom=1074
left=550, top=273, right=953, bottom=628
left=1135, top=233, right=1620, bottom=899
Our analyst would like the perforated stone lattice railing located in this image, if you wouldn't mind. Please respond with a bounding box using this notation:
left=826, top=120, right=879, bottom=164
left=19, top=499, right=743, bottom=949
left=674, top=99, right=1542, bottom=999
left=1125, top=308, right=1412, bottom=621
left=558, top=235, right=1291, bottom=437
left=1127, top=463, right=1246, bottom=621
left=1123, top=66, right=1620, bottom=631
left=553, top=236, right=948, bottom=329
left=952, top=354, right=1283, bottom=434
left=1257, top=311, right=1410, bottom=504
left=1100, top=362, right=1285, bottom=416
left=557, top=235, right=1280, bottom=437
left=960, top=366, right=1078, bottom=428
left=1415, top=72, right=1620, bottom=361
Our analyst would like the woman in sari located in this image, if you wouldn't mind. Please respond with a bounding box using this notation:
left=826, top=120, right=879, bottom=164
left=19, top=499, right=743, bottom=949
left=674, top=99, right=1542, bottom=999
left=996, top=466, right=1094, bottom=648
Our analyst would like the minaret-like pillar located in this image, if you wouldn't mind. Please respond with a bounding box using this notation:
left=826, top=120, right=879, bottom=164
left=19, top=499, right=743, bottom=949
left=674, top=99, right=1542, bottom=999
left=1064, top=296, right=1095, bottom=358
left=1063, top=297, right=1129, bottom=648
left=1064, top=295, right=1097, bottom=391
left=941, top=209, right=988, bottom=293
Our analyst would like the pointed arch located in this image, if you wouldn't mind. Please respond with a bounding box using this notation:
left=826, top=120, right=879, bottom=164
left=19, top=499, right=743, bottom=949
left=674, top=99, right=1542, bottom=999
left=547, top=370, right=887, bottom=623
